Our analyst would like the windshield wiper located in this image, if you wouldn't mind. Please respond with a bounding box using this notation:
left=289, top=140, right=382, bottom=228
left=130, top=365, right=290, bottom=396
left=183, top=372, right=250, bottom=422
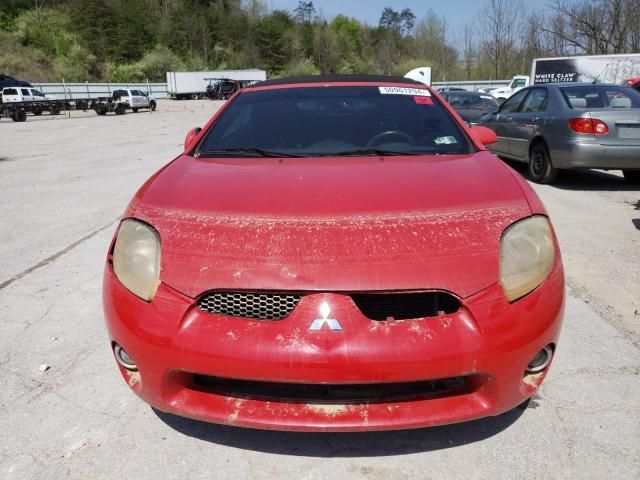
left=320, top=148, right=421, bottom=157
left=197, top=148, right=302, bottom=158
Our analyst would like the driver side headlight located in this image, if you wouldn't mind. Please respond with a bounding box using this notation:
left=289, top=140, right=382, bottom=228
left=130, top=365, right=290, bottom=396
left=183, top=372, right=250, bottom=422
left=500, top=216, right=555, bottom=302
left=112, top=219, right=161, bottom=301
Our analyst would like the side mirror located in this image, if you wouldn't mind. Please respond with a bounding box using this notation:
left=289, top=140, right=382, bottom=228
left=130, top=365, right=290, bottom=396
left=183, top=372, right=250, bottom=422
left=184, top=127, right=202, bottom=151
left=470, top=125, right=497, bottom=146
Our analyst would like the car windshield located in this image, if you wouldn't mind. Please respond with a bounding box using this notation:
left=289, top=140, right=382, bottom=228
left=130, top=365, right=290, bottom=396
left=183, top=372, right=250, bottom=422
left=197, top=85, right=473, bottom=157
left=561, top=85, right=640, bottom=109
left=446, top=93, right=498, bottom=111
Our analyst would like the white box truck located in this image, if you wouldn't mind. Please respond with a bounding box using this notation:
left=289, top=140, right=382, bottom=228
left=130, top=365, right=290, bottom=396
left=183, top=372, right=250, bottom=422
left=166, top=69, right=267, bottom=100
left=490, top=53, right=640, bottom=101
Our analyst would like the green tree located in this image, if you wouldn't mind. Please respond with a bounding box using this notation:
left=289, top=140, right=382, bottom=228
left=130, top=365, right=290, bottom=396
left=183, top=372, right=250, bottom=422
left=294, top=1, right=316, bottom=23
left=256, top=10, right=294, bottom=74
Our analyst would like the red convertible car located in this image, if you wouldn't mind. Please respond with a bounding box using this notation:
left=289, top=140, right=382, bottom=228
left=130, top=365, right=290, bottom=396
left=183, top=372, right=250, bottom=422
left=103, top=76, right=564, bottom=431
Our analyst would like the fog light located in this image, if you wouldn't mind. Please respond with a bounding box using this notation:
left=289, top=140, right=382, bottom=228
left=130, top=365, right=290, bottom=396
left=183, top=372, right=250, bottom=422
left=114, top=344, right=137, bottom=371
left=526, top=345, right=553, bottom=373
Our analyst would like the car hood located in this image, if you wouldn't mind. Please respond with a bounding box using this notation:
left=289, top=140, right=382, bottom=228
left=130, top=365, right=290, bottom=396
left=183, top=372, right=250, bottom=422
left=131, top=152, right=531, bottom=298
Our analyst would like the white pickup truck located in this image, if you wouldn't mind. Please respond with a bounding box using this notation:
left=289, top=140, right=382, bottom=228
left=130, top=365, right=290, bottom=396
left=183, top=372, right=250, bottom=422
left=1, top=86, right=49, bottom=103
left=111, top=89, right=156, bottom=113
left=489, top=76, right=530, bottom=102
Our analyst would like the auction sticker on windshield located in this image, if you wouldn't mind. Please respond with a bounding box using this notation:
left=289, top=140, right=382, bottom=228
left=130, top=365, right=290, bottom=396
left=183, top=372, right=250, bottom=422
left=379, top=86, right=431, bottom=96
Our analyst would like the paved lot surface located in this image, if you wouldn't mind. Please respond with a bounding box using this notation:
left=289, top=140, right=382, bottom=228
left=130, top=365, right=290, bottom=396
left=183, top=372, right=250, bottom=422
left=1, top=100, right=639, bottom=479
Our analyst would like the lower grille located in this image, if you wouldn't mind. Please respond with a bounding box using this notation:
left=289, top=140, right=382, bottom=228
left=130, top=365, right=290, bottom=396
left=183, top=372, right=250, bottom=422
left=198, top=291, right=301, bottom=320
left=191, top=375, right=471, bottom=403
left=351, top=292, right=460, bottom=321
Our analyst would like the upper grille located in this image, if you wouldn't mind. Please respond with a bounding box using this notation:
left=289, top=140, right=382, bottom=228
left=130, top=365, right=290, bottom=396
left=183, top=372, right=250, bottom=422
left=197, top=291, right=459, bottom=321
left=350, top=292, right=459, bottom=321
left=198, top=292, right=301, bottom=320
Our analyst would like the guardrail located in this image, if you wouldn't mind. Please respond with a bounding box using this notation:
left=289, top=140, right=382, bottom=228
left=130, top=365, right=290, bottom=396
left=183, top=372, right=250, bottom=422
left=432, top=80, right=510, bottom=91
left=30, top=79, right=511, bottom=100
left=33, top=82, right=168, bottom=100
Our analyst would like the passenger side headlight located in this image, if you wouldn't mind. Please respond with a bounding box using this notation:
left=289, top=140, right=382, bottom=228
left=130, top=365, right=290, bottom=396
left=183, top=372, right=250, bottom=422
left=500, top=216, right=555, bottom=302
left=112, top=219, right=161, bottom=301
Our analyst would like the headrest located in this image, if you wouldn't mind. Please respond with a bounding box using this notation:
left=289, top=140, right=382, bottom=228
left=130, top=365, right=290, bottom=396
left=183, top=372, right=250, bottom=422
left=569, top=98, right=587, bottom=108
left=610, top=97, right=631, bottom=108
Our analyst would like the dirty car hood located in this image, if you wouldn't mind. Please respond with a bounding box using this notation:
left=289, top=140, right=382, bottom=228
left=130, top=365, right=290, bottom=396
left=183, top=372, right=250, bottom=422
left=132, top=153, right=531, bottom=298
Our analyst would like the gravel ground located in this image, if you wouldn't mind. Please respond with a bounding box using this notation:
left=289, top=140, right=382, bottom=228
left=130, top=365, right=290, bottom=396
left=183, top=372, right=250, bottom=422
left=1, top=100, right=638, bottom=479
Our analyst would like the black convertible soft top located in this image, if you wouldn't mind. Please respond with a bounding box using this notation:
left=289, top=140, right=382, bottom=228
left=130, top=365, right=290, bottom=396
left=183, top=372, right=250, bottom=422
left=252, top=75, right=425, bottom=88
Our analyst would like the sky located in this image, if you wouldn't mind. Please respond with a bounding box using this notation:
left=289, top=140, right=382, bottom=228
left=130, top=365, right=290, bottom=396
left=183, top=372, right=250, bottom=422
left=266, top=0, right=485, bottom=30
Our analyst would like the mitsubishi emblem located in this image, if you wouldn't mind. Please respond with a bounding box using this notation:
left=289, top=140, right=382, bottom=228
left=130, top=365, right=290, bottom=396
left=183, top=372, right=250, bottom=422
left=309, top=301, right=343, bottom=332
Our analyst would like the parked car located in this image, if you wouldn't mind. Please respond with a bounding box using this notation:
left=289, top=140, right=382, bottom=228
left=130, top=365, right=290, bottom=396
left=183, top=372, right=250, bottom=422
left=436, top=87, right=467, bottom=93
left=441, top=90, right=499, bottom=125
left=103, top=75, right=564, bottom=431
left=478, top=83, right=640, bottom=183
left=206, top=78, right=243, bottom=100
left=111, top=89, right=156, bottom=112
left=0, top=73, right=31, bottom=89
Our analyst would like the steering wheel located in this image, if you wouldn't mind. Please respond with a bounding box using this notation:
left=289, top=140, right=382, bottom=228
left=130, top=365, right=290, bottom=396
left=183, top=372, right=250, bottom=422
left=366, top=130, right=415, bottom=147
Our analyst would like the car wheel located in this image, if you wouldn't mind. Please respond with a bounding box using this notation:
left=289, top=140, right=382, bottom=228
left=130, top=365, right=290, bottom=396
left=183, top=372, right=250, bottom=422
left=132, top=108, right=139, bottom=113
left=115, top=103, right=126, bottom=115
left=32, top=106, right=43, bottom=116
left=49, top=104, right=61, bottom=115
left=13, top=109, right=27, bottom=122
left=528, top=143, right=557, bottom=184
left=622, top=170, right=640, bottom=183
left=149, top=101, right=156, bottom=112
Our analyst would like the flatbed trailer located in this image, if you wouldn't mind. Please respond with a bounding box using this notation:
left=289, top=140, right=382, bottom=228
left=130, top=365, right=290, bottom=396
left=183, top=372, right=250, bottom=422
left=1, top=95, right=147, bottom=121
left=0, top=99, right=65, bottom=121
left=0, top=98, right=94, bottom=122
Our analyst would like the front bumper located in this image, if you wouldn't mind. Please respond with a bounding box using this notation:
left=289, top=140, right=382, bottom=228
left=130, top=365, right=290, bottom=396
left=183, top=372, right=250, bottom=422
left=552, top=140, right=640, bottom=170
left=103, top=262, right=564, bottom=432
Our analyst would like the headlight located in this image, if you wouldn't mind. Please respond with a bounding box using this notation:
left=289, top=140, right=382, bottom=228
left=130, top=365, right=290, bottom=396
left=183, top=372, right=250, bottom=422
left=500, top=216, right=555, bottom=302
left=112, top=219, right=161, bottom=301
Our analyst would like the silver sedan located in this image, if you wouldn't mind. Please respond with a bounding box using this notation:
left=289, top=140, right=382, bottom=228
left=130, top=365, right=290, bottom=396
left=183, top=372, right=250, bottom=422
left=478, top=83, right=640, bottom=183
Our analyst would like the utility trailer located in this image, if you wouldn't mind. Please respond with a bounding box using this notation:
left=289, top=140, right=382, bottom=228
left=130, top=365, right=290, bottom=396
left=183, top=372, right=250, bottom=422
left=0, top=86, right=101, bottom=121
left=1, top=90, right=155, bottom=121
left=166, top=69, right=266, bottom=99
left=0, top=98, right=104, bottom=122
left=0, top=99, right=66, bottom=122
